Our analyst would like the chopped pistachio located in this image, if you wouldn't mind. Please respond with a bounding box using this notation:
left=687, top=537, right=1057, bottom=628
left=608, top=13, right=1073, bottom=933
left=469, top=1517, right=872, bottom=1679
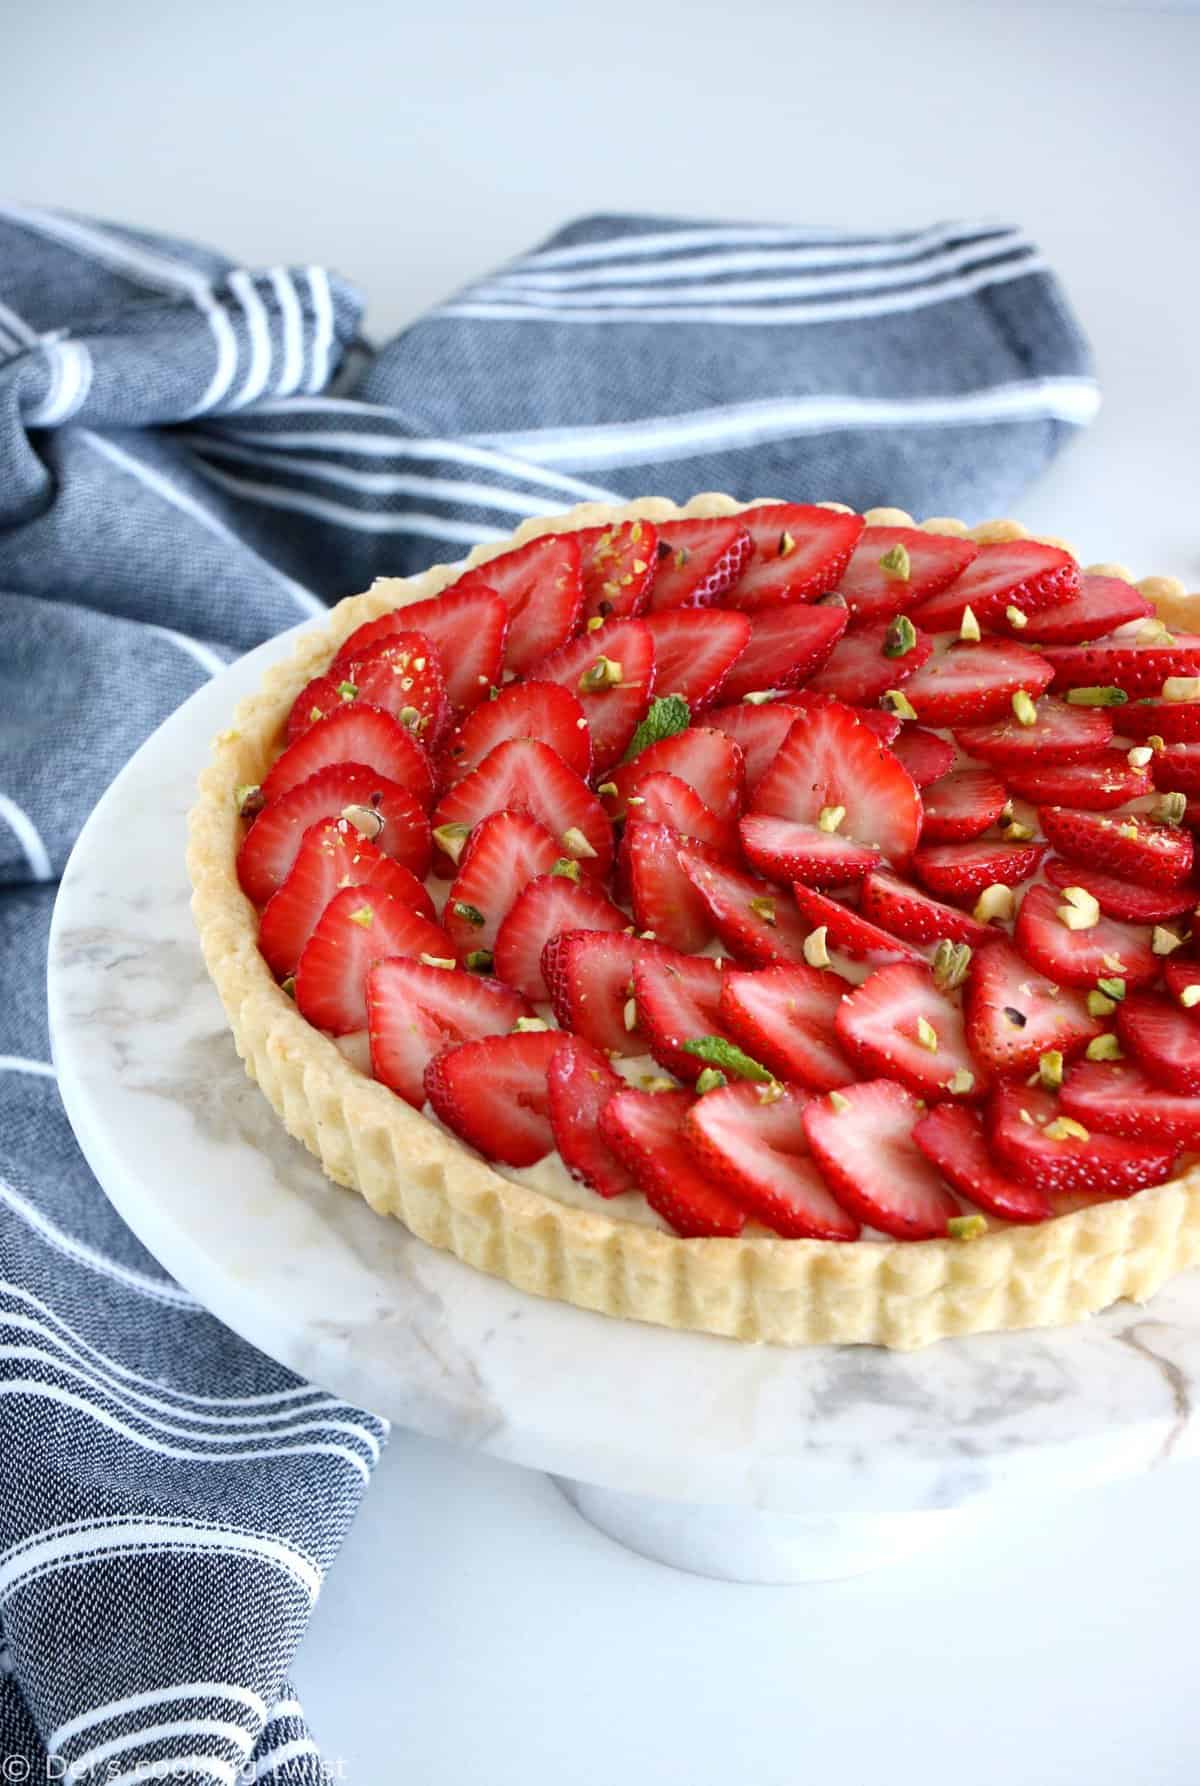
left=465, top=949, right=494, bottom=972
left=597, top=781, right=619, bottom=798
left=432, top=821, right=471, bottom=863
left=623, top=996, right=638, bottom=1032
left=748, top=895, right=777, bottom=925
left=1003, top=1006, right=1028, bottom=1029
left=235, top=783, right=265, bottom=818
left=884, top=615, right=918, bottom=658
left=932, top=939, right=972, bottom=992
left=1038, top=1050, right=1064, bottom=1089
left=1127, top=745, right=1154, bottom=768
left=817, top=805, right=846, bottom=833
left=779, top=530, right=797, bottom=558
left=1097, top=975, right=1127, bottom=1001
left=1056, top=886, right=1100, bottom=931
left=695, top=1067, right=727, bottom=1094
left=551, top=857, right=582, bottom=882
left=1002, top=819, right=1035, bottom=842
left=280, top=975, right=296, bottom=999
left=451, top=900, right=486, bottom=927
left=420, top=953, right=456, bottom=970
left=742, top=690, right=777, bottom=706
left=1005, top=604, right=1029, bottom=630
left=1045, top=1115, right=1089, bottom=1142
left=348, top=904, right=375, bottom=929
left=802, top=925, right=831, bottom=968
left=1179, top=984, right=1200, bottom=1009
left=561, top=826, right=598, bottom=859
left=973, top=884, right=1015, bottom=924
left=827, top=1090, right=851, bottom=1114
left=1086, top=1034, right=1123, bottom=1062
left=1011, top=689, right=1038, bottom=726
left=958, top=605, right=982, bottom=644
left=578, top=655, right=624, bottom=693
left=626, top=796, right=645, bottom=807
left=512, top=1015, right=549, bottom=1032
left=1088, top=990, right=1118, bottom=1018
left=945, top=1068, right=976, bottom=1096
left=341, top=802, right=385, bottom=842
left=585, top=614, right=605, bottom=633
left=948, top=1214, right=987, bottom=1241
left=641, top=1075, right=677, bottom=1092
left=398, top=704, right=422, bottom=729
left=1118, top=820, right=1141, bottom=840
left=1147, top=734, right=1166, bottom=753
left=1153, top=791, right=1188, bottom=827
left=1153, top=925, right=1185, bottom=956
left=756, top=1080, right=785, bottom=1105
left=1162, top=677, right=1200, bottom=702
left=1064, top=685, right=1128, bottom=707
left=1137, top=617, right=1173, bottom=645
left=881, top=688, right=918, bottom=720
left=879, top=543, right=911, bottom=580
left=915, top=1016, right=939, bottom=1052
left=335, top=679, right=358, bottom=699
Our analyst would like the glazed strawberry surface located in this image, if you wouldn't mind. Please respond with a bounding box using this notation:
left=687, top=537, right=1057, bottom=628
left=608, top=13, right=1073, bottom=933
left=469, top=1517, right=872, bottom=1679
left=235, top=508, right=1200, bottom=1243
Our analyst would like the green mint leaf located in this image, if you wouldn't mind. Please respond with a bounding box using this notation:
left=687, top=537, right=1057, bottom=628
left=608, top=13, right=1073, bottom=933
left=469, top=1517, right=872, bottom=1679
left=680, top=1035, right=773, bottom=1082
left=622, top=693, right=691, bottom=763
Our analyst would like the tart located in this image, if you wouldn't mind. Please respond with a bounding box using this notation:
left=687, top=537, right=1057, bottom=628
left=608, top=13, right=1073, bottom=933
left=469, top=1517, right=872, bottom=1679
left=188, top=495, right=1200, bottom=1350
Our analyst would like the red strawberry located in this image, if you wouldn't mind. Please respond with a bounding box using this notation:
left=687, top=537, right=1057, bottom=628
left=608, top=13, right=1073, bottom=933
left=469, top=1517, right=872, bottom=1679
left=1013, top=882, right=1158, bottom=991
left=527, top=616, right=655, bottom=772
left=424, top=1030, right=560, bottom=1166
left=622, top=821, right=715, bottom=953
left=684, top=1082, right=860, bottom=1240
left=442, top=809, right=561, bottom=959
left=574, top=518, right=659, bottom=621
left=331, top=585, right=507, bottom=713
left=964, top=939, right=1102, bottom=1075
left=723, top=503, right=865, bottom=610
left=286, top=672, right=356, bottom=743
left=789, top=882, right=924, bottom=963
left=835, top=962, right=983, bottom=1101
left=260, top=702, right=435, bottom=807
left=546, top=929, right=653, bottom=1057
left=1042, top=857, right=1199, bottom=925
left=912, top=838, right=1047, bottom=902
left=366, top=958, right=532, bottom=1107
left=1017, top=574, right=1153, bottom=646
left=988, top=1082, right=1175, bottom=1197
left=1061, top=1060, right=1200, bottom=1147
left=438, top=680, right=592, bottom=787
left=1164, top=957, right=1200, bottom=1004
left=641, top=607, right=750, bottom=709
left=912, top=1103, right=1051, bottom=1223
left=919, top=768, right=1008, bottom=843
left=647, top=517, right=753, bottom=611
left=625, top=771, right=735, bottom=855
left=546, top=1037, right=638, bottom=1198
left=430, top=739, right=613, bottom=878
left=738, top=812, right=881, bottom=888
left=237, top=765, right=432, bottom=906
left=455, top=533, right=582, bottom=674
left=1117, top=992, right=1200, bottom=1094
left=1044, top=632, right=1200, bottom=699
left=677, top=850, right=815, bottom=966
left=911, top=539, right=1079, bottom=630
left=600, top=1089, right=746, bottom=1237
left=834, top=526, right=978, bottom=626
left=1038, top=806, right=1194, bottom=889
left=888, top=725, right=955, bottom=788
left=750, top=703, right=922, bottom=866
left=895, top=640, right=1054, bottom=726
left=602, top=727, right=745, bottom=829
left=329, top=632, right=449, bottom=747
left=631, top=948, right=734, bottom=1082
left=1002, top=750, right=1153, bottom=810
left=718, top=963, right=858, bottom=1091
left=955, top=697, right=1114, bottom=768
left=802, top=1079, right=960, bottom=1240
left=493, top=872, right=627, bottom=999
left=717, top=604, right=848, bottom=702
left=803, top=617, right=933, bottom=706
left=294, top=886, right=450, bottom=1035
left=1153, top=743, right=1200, bottom=796
left=258, top=818, right=436, bottom=978
left=1118, top=698, right=1200, bottom=744
left=703, top=702, right=806, bottom=792
left=858, top=870, right=992, bottom=946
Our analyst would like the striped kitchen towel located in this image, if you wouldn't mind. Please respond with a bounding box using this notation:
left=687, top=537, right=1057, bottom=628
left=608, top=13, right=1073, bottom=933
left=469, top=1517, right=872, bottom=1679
left=0, top=203, right=1095, bottom=1782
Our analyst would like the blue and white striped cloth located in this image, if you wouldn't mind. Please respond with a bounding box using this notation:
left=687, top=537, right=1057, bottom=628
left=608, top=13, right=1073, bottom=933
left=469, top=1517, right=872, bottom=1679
left=0, top=203, right=1095, bottom=1781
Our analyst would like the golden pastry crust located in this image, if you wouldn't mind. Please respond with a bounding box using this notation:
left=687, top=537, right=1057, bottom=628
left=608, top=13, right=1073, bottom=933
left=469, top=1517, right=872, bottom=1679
left=187, top=494, right=1200, bottom=1349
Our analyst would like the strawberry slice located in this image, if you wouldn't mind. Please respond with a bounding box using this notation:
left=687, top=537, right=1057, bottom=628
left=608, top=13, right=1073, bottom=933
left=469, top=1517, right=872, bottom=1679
left=545, top=1036, right=638, bottom=1198
left=858, top=870, right=992, bottom=947
left=718, top=963, right=857, bottom=1090
left=647, top=517, right=753, bottom=611
left=493, top=872, right=627, bottom=999
left=684, top=1082, right=860, bottom=1240
left=1153, top=744, right=1200, bottom=796
left=237, top=765, right=432, bottom=905
left=1038, top=806, right=1194, bottom=889
left=702, top=702, right=807, bottom=792
left=622, top=821, right=715, bottom=953
left=1013, top=882, right=1158, bottom=991
left=896, top=640, right=1054, bottom=726
left=802, top=1079, right=960, bottom=1240
left=988, top=1082, right=1175, bottom=1198
left=912, top=838, right=1047, bottom=901
left=677, top=851, right=815, bottom=966
left=1044, top=632, right=1200, bottom=699
left=430, top=738, right=613, bottom=878
left=911, top=1104, right=1051, bottom=1223
left=780, top=696, right=903, bottom=747
left=366, top=958, right=532, bottom=1107
left=260, top=702, right=435, bottom=807
left=330, top=585, right=507, bottom=713
left=834, top=526, right=978, bottom=626
left=1117, top=698, right=1200, bottom=744
left=527, top=616, right=655, bottom=772
left=887, top=725, right=955, bottom=788
left=1061, top=1060, right=1200, bottom=1147
left=326, top=632, right=450, bottom=747
left=1042, top=857, right=1199, bottom=924
left=641, top=607, right=750, bottom=709
left=1002, top=750, right=1153, bottom=810
left=441, top=809, right=561, bottom=960
left=919, top=768, right=1008, bottom=843
left=955, top=697, right=1114, bottom=768
left=626, top=771, right=736, bottom=855
left=803, top=617, right=933, bottom=706
left=964, top=939, right=1102, bottom=1075
left=600, top=1090, right=746, bottom=1237
left=789, top=882, right=924, bottom=963
left=835, top=962, right=983, bottom=1101
left=455, top=534, right=582, bottom=674
left=438, top=680, right=591, bottom=788
left=1117, top=992, right=1200, bottom=1094
left=547, top=929, right=653, bottom=1057
left=258, top=818, right=436, bottom=978
left=601, top=727, right=745, bottom=828
left=738, top=812, right=881, bottom=888
left=286, top=672, right=357, bottom=743
left=717, top=604, right=848, bottom=702
left=294, top=886, right=450, bottom=1034
left=574, top=518, right=659, bottom=622
left=1017, top=574, right=1153, bottom=646
left=750, top=703, right=922, bottom=866
left=911, top=539, right=1079, bottom=630
left=723, top=504, right=865, bottom=610
left=631, top=948, right=735, bottom=1082
left=424, top=1030, right=560, bottom=1166
left=1164, top=957, right=1200, bottom=1004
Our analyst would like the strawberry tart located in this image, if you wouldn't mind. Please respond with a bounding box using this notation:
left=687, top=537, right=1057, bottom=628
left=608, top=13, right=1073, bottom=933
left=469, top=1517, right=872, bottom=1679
left=187, top=496, right=1200, bottom=1349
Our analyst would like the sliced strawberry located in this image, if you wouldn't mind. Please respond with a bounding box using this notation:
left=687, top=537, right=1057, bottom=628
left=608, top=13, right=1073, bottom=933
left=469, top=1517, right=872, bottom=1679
left=527, top=616, right=655, bottom=773
left=237, top=765, right=432, bottom=905
left=858, top=870, right=992, bottom=947
left=835, top=962, right=983, bottom=1101
left=332, top=632, right=449, bottom=747
left=1038, top=806, right=1194, bottom=889
left=1002, top=750, right=1153, bottom=810
left=455, top=533, right=582, bottom=674
left=988, top=1082, right=1175, bottom=1197
left=738, top=812, right=881, bottom=888
left=632, top=949, right=734, bottom=1082
left=600, top=1090, right=746, bottom=1237
left=626, top=771, right=735, bottom=854
left=546, top=1037, right=638, bottom=1198
left=911, top=1103, right=1051, bottom=1223
left=1017, top=574, right=1153, bottom=646
left=258, top=818, right=436, bottom=978
left=547, top=929, right=652, bottom=1057
left=750, top=703, right=922, bottom=867
left=430, top=739, right=613, bottom=878
left=294, top=886, right=450, bottom=1035
left=330, top=585, right=507, bottom=713
left=803, top=617, right=933, bottom=706
left=286, top=673, right=356, bottom=743
left=703, top=702, right=806, bottom=792
left=677, top=851, right=814, bottom=966
left=684, top=1082, right=860, bottom=1240
left=896, top=640, right=1054, bottom=726
left=834, top=526, right=978, bottom=626
left=911, top=539, right=1079, bottom=630
left=1013, top=883, right=1158, bottom=991
left=574, top=518, right=659, bottom=622
left=438, top=680, right=591, bottom=787
left=1061, top=1060, right=1200, bottom=1147
left=718, top=963, right=858, bottom=1091
left=1045, top=632, right=1200, bottom=699
left=641, top=607, right=750, bottom=709
left=366, top=958, right=532, bottom=1107
left=1117, top=992, right=1200, bottom=1094
left=1164, top=957, right=1200, bottom=1004
left=1118, top=698, right=1200, bottom=744
left=788, top=882, right=925, bottom=963
left=912, top=838, right=1047, bottom=902
left=424, top=1030, right=560, bottom=1166
left=1153, top=744, right=1200, bottom=796
left=919, top=768, right=1008, bottom=843
left=802, top=1079, right=960, bottom=1240
left=717, top=604, right=848, bottom=702
left=888, top=725, right=955, bottom=788
left=647, top=517, right=753, bottom=611
left=601, top=727, right=745, bottom=829
left=260, top=702, right=435, bottom=807
left=723, top=504, right=865, bottom=610
left=964, top=939, right=1102, bottom=1075
left=493, top=873, right=626, bottom=999
left=622, top=821, right=715, bottom=953
left=441, top=809, right=561, bottom=959
left=1042, top=857, right=1199, bottom=924
left=955, top=697, right=1114, bottom=768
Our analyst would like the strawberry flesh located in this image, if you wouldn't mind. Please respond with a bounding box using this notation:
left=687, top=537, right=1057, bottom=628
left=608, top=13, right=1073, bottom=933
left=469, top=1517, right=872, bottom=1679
left=739, top=812, right=881, bottom=888
left=528, top=615, right=655, bottom=772
left=896, top=640, right=1054, bottom=726
left=647, top=517, right=753, bottom=611
left=718, top=963, right=857, bottom=1091
left=1017, top=574, right=1153, bottom=646
left=684, top=1082, right=860, bottom=1240
left=802, top=1079, right=960, bottom=1240
left=642, top=607, right=751, bottom=708
left=955, top=699, right=1114, bottom=767
left=750, top=703, right=922, bottom=866
left=456, top=533, right=583, bottom=674
left=442, top=809, right=561, bottom=959
left=431, top=738, right=613, bottom=879
left=678, top=850, right=816, bottom=966
left=1117, top=993, right=1200, bottom=1094
left=718, top=604, right=848, bottom=702
left=989, top=1082, right=1176, bottom=1198
left=546, top=929, right=654, bottom=1058
left=424, top=1030, right=561, bottom=1166
left=1041, top=857, right=1199, bottom=925
left=834, top=526, right=978, bottom=626
left=258, top=818, right=436, bottom=978
left=912, top=1103, right=1051, bottom=1223
left=331, top=585, right=507, bottom=714
left=493, top=872, right=627, bottom=1000
left=295, top=885, right=451, bottom=1035
left=367, top=958, right=532, bottom=1107
left=328, top=632, right=449, bottom=748
left=574, top=519, right=659, bottom=621
left=703, top=702, right=804, bottom=792
left=912, top=838, right=1047, bottom=902
left=887, top=725, right=955, bottom=787
left=723, top=504, right=864, bottom=610
left=438, top=680, right=591, bottom=787
left=789, top=882, right=925, bottom=963
left=1044, top=633, right=1200, bottom=700
left=237, top=764, right=432, bottom=906
left=1013, top=883, right=1157, bottom=991
left=804, top=617, right=933, bottom=706
left=1060, top=1060, right=1200, bottom=1146
left=632, top=948, right=735, bottom=1083
left=858, top=870, right=992, bottom=947
left=1038, top=806, right=1194, bottom=889
left=602, top=727, right=744, bottom=828
left=835, top=961, right=983, bottom=1101
left=919, top=768, right=1008, bottom=843
left=600, top=1089, right=746, bottom=1237
left=1001, top=750, right=1152, bottom=810
left=260, top=702, right=435, bottom=808
left=627, top=772, right=735, bottom=855
left=622, top=821, right=716, bottom=953
left=547, top=1036, right=638, bottom=1198
left=965, top=939, right=1102, bottom=1075
left=911, top=539, right=1079, bottom=630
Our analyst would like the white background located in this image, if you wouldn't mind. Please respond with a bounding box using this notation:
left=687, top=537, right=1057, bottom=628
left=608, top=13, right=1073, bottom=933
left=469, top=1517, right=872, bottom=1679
left=6, top=3, right=1200, bottom=1782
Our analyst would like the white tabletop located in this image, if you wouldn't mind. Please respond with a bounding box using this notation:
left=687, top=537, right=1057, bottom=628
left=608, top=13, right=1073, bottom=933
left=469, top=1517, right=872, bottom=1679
left=8, top=0, right=1200, bottom=1779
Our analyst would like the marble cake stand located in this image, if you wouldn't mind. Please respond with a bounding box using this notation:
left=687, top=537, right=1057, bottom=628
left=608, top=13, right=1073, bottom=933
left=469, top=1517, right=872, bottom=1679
left=47, top=624, right=1200, bottom=1584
